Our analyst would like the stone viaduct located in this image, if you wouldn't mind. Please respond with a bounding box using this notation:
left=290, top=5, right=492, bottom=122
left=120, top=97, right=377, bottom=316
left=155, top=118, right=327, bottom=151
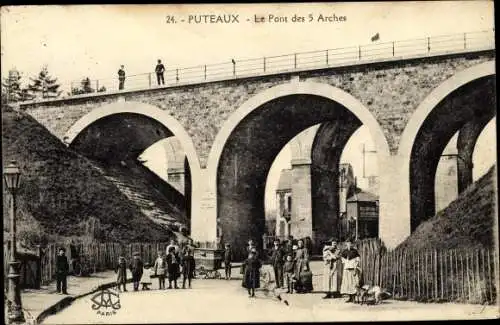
left=20, top=48, right=496, bottom=254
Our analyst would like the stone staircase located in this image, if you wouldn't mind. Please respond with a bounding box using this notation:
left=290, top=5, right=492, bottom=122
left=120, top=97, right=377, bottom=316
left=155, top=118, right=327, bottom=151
left=89, top=160, right=188, bottom=234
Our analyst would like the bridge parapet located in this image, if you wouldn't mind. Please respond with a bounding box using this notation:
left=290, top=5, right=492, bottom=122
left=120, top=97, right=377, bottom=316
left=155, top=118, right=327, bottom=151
left=16, top=29, right=495, bottom=102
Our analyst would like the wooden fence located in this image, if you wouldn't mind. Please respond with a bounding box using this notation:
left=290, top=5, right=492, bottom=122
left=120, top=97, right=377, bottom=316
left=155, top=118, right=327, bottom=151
left=356, top=240, right=498, bottom=304
left=4, top=247, right=41, bottom=290
left=39, top=242, right=174, bottom=285
left=9, top=239, right=498, bottom=305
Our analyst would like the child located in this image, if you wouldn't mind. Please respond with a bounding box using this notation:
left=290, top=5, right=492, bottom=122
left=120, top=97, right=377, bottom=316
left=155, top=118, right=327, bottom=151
left=296, top=264, right=314, bottom=294
left=115, top=256, right=127, bottom=292
left=129, top=252, right=144, bottom=291
left=166, top=246, right=180, bottom=289
left=242, top=250, right=261, bottom=298
left=181, top=247, right=196, bottom=289
left=153, top=251, right=167, bottom=289
left=223, top=243, right=233, bottom=280
left=283, top=254, right=295, bottom=294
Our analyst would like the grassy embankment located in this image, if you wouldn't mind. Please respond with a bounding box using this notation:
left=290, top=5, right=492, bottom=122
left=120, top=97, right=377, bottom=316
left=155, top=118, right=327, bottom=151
left=2, top=105, right=174, bottom=248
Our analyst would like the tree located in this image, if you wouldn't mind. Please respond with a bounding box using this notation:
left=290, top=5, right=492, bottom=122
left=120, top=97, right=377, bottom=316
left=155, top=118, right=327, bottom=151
left=28, top=65, right=62, bottom=99
left=70, top=77, right=106, bottom=96
left=71, top=77, right=94, bottom=95
left=2, top=69, right=33, bottom=103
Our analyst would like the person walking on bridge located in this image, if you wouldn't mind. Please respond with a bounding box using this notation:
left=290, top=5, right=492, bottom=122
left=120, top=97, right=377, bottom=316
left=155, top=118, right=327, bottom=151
left=118, top=65, right=126, bottom=90
left=155, top=59, right=165, bottom=85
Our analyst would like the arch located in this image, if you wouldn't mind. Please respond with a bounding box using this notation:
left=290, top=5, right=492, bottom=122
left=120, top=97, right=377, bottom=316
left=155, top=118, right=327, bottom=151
left=64, top=101, right=202, bottom=231
left=471, top=117, right=497, bottom=181
left=64, top=100, right=201, bottom=175
left=206, top=81, right=391, bottom=182
left=205, top=82, right=391, bottom=256
left=163, top=137, right=186, bottom=167
left=398, top=61, right=495, bottom=160
left=289, top=125, right=320, bottom=162
left=398, top=61, right=495, bottom=230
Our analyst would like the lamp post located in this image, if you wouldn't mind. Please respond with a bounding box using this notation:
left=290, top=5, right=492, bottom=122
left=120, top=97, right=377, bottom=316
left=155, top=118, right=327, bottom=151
left=338, top=168, right=347, bottom=240
left=4, top=160, right=25, bottom=323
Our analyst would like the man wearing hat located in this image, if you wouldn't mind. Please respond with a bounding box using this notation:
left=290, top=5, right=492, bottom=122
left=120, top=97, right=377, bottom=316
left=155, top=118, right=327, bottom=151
left=129, top=252, right=144, bottom=291
left=55, top=247, right=69, bottom=294
left=223, top=243, right=233, bottom=280
left=269, top=239, right=285, bottom=288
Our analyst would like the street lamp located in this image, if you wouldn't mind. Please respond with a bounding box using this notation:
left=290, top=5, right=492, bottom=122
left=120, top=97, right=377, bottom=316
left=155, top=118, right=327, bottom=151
left=4, top=160, right=25, bottom=323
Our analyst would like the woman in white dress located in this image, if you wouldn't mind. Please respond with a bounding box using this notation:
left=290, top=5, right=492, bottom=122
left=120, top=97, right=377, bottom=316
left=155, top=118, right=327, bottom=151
left=340, top=240, right=361, bottom=302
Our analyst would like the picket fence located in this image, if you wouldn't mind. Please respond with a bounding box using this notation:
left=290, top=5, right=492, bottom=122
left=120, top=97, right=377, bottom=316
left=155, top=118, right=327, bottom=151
left=13, top=239, right=499, bottom=305
left=356, top=239, right=498, bottom=304
left=39, top=242, right=176, bottom=285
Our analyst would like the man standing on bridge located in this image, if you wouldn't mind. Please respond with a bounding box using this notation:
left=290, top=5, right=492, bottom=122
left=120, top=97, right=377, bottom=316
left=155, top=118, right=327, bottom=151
left=118, top=65, right=126, bottom=90
left=155, top=59, right=165, bottom=86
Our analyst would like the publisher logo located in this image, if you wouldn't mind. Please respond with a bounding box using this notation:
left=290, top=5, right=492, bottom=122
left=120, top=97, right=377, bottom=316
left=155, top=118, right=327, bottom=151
left=91, top=288, right=121, bottom=316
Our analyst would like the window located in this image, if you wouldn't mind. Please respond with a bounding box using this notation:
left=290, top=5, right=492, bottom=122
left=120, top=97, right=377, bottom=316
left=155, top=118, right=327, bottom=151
left=169, top=174, right=180, bottom=182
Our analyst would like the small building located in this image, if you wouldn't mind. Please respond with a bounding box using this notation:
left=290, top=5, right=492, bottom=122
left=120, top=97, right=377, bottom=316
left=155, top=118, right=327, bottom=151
left=342, top=191, right=379, bottom=240
left=339, top=163, right=357, bottom=215
left=275, top=169, right=292, bottom=238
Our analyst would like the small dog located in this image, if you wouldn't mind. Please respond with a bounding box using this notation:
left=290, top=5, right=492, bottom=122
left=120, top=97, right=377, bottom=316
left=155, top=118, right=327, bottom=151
left=356, top=285, right=391, bottom=305
left=355, top=286, right=368, bottom=304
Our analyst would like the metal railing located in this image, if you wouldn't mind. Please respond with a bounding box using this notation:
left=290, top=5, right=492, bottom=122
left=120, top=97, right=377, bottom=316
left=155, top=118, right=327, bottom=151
left=57, top=29, right=494, bottom=99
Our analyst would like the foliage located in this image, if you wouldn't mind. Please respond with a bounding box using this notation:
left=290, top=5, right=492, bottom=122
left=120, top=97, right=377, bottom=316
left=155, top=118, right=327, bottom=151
left=27, top=65, right=62, bottom=99
left=70, top=77, right=107, bottom=96
left=2, top=69, right=33, bottom=103
left=71, top=77, right=93, bottom=95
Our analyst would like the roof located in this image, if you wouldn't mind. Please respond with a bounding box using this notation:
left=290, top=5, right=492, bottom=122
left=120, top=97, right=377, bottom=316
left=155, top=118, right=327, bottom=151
left=277, top=169, right=292, bottom=191
left=347, top=190, right=379, bottom=202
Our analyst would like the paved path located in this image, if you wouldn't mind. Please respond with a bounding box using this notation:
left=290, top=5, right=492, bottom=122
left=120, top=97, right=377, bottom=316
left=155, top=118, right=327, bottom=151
left=42, top=267, right=498, bottom=323
left=12, top=270, right=131, bottom=324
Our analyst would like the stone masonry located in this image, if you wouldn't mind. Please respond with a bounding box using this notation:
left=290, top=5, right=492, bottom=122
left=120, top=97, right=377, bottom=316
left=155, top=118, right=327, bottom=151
left=19, top=50, right=496, bottom=250
left=22, top=51, right=494, bottom=168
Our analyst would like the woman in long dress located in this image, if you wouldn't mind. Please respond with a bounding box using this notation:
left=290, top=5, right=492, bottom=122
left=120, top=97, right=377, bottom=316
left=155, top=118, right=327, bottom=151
left=322, top=240, right=341, bottom=299
left=293, top=239, right=310, bottom=293
left=241, top=250, right=262, bottom=297
left=340, top=240, right=361, bottom=302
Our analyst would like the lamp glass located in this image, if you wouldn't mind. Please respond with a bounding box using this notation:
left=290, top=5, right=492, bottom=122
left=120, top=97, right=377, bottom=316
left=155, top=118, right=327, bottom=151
left=3, top=161, right=21, bottom=191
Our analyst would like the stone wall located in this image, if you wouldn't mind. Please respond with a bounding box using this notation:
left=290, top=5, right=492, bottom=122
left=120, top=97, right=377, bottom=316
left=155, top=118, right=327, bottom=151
left=21, top=51, right=494, bottom=168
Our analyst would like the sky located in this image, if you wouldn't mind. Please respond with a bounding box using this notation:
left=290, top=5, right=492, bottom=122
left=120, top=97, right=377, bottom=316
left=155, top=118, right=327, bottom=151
left=1, top=2, right=495, bottom=212
left=1, top=2, right=494, bottom=87
left=263, top=125, right=377, bottom=214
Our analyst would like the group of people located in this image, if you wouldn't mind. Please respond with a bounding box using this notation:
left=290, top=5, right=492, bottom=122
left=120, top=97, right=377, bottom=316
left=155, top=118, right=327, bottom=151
left=54, top=236, right=361, bottom=302
left=237, top=238, right=314, bottom=298
left=150, top=239, right=196, bottom=290
left=233, top=237, right=362, bottom=302
left=114, top=239, right=196, bottom=292
left=322, top=239, right=362, bottom=302
left=117, top=59, right=166, bottom=90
